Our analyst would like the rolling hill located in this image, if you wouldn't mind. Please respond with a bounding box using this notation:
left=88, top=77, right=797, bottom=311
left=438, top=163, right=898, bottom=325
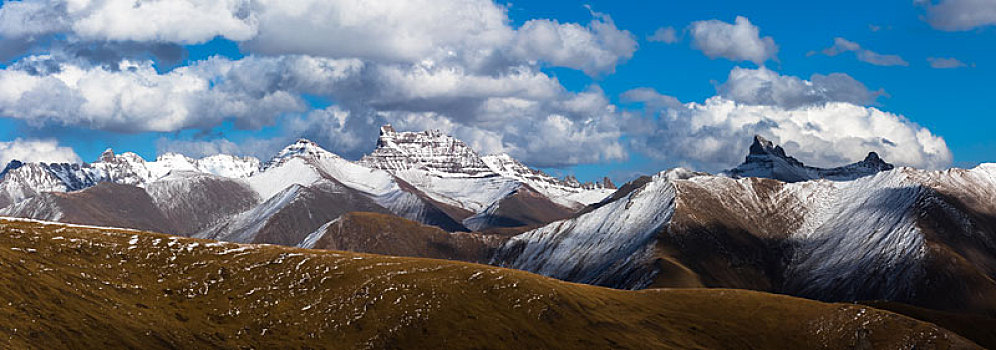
left=0, top=218, right=980, bottom=349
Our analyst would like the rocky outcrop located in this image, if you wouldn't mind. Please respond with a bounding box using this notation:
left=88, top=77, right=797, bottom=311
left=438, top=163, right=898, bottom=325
left=724, top=135, right=894, bottom=182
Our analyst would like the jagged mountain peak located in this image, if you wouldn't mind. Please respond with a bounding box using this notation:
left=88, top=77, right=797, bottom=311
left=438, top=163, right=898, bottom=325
left=749, top=135, right=779, bottom=155
left=746, top=134, right=804, bottom=167
left=601, top=177, right=617, bottom=189
left=95, top=149, right=146, bottom=165
left=0, top=160, right=24, bottom=179
left=856, top=151, right=893, bottom=170
left=725, top=136, right=894, bottom=182
left=98, top=148, right=115, bottom=162
left=264, top=138, right=340, bottom=171
left=360, top=125, right=495, bottom=177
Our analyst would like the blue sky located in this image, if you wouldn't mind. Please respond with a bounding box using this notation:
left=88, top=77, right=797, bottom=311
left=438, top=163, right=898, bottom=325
left=516, top=0, right=995, bottom=172
left=0, top=0, right=992, bottom=182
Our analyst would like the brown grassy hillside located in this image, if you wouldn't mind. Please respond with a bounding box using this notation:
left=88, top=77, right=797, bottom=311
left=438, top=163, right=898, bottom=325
left=0, top=218, right=981, bottom=349
left=308, top=212, right=502, bottom=263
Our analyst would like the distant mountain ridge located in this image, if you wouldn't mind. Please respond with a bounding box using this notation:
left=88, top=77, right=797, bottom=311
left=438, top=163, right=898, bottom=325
left=0, top=125, right=615, bottom=239
left=723, top=135, right=895, bottom=182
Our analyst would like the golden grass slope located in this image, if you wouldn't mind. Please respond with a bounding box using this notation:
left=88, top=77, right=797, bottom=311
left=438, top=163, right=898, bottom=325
left=0, top=218, right=981, bottom=349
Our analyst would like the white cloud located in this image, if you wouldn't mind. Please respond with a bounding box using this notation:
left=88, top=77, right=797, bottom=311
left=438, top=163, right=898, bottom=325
left=0, top=0, right=70, bottom=38
left=620, top=88, right=682, bottom=110
left=689, top=16, right=777, bottom=65
left=0, top=0, right=257, bottom=43
left=155, top=136, right=288, bottom=160
left=918, top=0, right=996, bottom=31
left=0, top=55, right=364, bottom=132
left=245, top=0, right=512, bottom=64
left=717, top=66, right=883, bottom=108
left=818, top=37, right=908, bottom=67
left=647, top=26, right=678, bottom=44
left=0, top=0, right=635, bottom=76
left=627, top=68, right=951, bottom=171
left=0, top=138, right=81, bottom=165
left=511, top=10, right=637, bottom=76
left=927, top=57, right=969, bottom=68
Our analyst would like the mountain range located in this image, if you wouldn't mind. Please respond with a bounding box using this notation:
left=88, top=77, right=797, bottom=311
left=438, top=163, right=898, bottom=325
left=0, top=125, right=615, bottom=239
left=2, top=125, right=995, bottom=338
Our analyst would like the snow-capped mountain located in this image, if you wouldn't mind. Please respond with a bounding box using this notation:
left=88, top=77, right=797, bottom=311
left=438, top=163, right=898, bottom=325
left=723, top=135, right=894, bottom=182
left=494, top=140, right=996, bottom=314
left=494, top=169, right=680, bottom=288
left=150, top=152, right=260, bottom=179
left=0, top=162, right=100, bottom=209
left=354, top=125, right=610, bottom=229
left=244, top=140, right=469, bottom=232
left=482, top=153, right=616, bottom=209
left=359, top=125, right=496, bottom=177
left=0, top=148, right=261, bottom=209
left=356, top=126, right=529, bottom=226
left=1, top=125, right=613, bottom=240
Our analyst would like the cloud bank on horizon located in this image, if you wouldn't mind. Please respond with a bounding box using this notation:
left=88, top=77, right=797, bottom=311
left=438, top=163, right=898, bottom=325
left=0, top=0, right=988, bottom=174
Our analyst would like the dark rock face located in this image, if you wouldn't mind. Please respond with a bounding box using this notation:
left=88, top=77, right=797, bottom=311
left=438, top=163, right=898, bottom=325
left=0, top=160, right=23, bottom=179
left=725, top=135, right=895, bottom=182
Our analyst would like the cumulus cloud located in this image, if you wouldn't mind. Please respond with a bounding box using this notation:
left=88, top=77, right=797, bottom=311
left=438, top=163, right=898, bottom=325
left=155, top=136, right=291, bottom=160
left=0, top=55, right=365, bottom=132
left=0, top=138, right=81, bottom=165
left=0, top=0, right=635, bottom=76
left=647, top=26, right=678, bottom=44
left=927, top=57, right=969, bottom=68
left=0, top=0, right=69, bottom=38
left=511, top=10, right=638, bottom=76
left=717, top=67, right=884, bottom=108
left=244, top=0, right=510, bottom=64
left=918, top=0, right=996, bottom=31
left=0, top=0, right=257, bottom=43
left=627, top=68, right=951, bottom=171
left=817, top=37, right=909, bottom=66
left=689, top=16, right=778, bottom=65
left=620, top=88, right=682, bottom=110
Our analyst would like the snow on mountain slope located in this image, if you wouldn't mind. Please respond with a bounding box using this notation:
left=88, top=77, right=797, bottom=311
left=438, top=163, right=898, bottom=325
left=144, top=171, right=260, bottom=235
left=387, top=168, right=522, bottom=214
left=0, top=149, right=262, bottom=212
left=496, top=164, right=996, bottom=312
left=197, top=184, right=310, bottom=244
left=359, top=125, right=495, bottom=177
left=355, top=126, right=588, bottom=230
left=247, top=157, right=326, bottom=202
left=783, top=171, right=928, bottom=302
left=196, top=182, right=389, bottom=246
left=355, top=125, right=527, bottom=221
left=724, top=135, right=894, bottom=182
left=0, top=163, right=83, bottom=209
left=243, top=140, right=469, bottom=233
left=146, top=153, right=261, bottom=179
left=481, top=153, right=615, bottom=209
left=493, top=170, right=678, bottom=288
left=195, top=154, right=260, bottom=178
